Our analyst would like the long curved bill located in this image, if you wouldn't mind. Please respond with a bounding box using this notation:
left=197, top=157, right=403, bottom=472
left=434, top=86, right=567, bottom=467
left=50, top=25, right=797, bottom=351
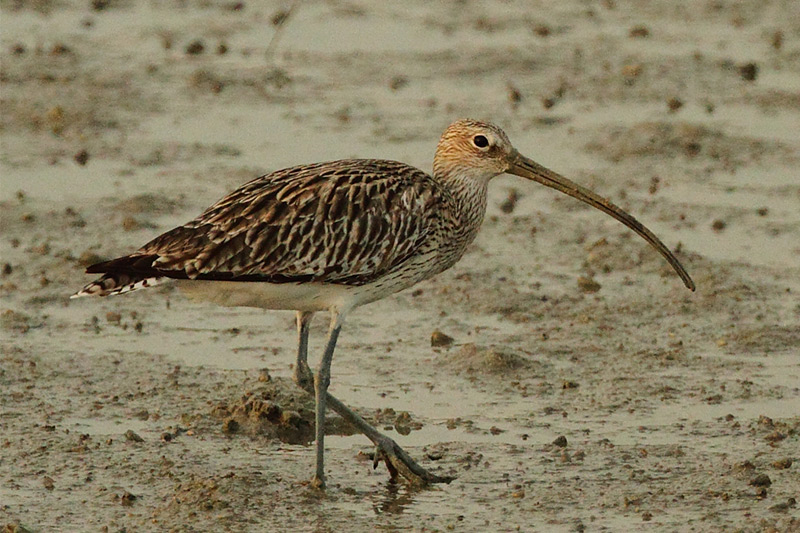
left=508, top=150, right=695, bottom=291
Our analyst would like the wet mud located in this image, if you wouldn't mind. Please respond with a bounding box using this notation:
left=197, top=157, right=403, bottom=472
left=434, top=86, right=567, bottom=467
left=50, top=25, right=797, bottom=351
left=2, top=1, right=799, bottom=531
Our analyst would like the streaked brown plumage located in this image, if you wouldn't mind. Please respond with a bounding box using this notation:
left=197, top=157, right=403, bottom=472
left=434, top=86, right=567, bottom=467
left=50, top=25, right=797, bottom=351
left=74, top=119, right=694, bottom=489
left=82, top=160, right=470, bottom=293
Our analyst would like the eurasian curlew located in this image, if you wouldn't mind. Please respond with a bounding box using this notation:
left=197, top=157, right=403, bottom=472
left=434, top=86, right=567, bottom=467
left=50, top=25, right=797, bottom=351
left=74, top=119, right=694, bottom=488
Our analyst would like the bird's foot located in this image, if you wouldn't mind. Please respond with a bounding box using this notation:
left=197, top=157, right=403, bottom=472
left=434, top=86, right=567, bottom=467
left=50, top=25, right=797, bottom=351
left=372, top=435, right=454, bottom=486
left=310, top=474, right=325, bottom=490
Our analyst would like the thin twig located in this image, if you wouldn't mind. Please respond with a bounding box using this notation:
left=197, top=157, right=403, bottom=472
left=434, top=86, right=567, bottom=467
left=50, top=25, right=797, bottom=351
left=265, top=0, right=301, bottom=62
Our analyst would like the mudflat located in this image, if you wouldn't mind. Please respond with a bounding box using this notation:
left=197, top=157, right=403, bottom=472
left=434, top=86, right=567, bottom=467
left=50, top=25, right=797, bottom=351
left=1, top=1, right=798, bottom=531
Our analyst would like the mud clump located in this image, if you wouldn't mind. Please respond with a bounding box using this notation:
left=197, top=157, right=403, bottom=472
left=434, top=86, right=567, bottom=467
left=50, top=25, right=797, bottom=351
left=211, top=378, right=362, bottom=445
left=223, top=394, right=313, bottom=445
left=373, top=408, right=423, bottom=435
left=444, top=343, right=531, bottom=376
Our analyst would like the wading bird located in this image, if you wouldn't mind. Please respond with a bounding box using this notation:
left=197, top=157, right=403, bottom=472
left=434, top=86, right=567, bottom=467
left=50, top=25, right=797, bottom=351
left=74, top=119, right=694, bottom=488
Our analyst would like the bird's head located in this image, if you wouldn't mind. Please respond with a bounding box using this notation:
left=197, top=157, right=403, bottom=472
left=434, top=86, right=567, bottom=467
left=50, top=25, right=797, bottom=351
left=433, top=118, right=695, bottom=292
left=433, top=119, right=516, bottom=183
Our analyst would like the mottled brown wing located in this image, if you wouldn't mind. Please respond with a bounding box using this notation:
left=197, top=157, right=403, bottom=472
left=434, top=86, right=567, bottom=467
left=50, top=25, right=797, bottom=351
left=123, top=159, right=440, bottom=285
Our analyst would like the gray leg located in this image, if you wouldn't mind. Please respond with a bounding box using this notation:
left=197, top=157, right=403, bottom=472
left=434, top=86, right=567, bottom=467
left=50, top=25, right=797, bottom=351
left=293, top=311, right=314, bottom=391
left=311, top=311, right=343, bottom=488
left=323, top=388, right=454, bottom=485
left=292, top=310, right=453, bottom=488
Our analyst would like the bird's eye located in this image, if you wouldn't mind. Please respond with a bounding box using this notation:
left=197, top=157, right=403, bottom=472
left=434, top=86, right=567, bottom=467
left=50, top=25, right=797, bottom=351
left=473, top=135, right=489, bottom=148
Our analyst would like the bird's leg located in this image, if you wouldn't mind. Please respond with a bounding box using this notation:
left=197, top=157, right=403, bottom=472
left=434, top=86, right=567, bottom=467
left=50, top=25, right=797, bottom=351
left=310, top=311, right=343, bottom=489
left=293, top=311, right=314, bottom=391
left=292, top=310, right=452, bottom=487
left=322, top=392, right=453, bottom=485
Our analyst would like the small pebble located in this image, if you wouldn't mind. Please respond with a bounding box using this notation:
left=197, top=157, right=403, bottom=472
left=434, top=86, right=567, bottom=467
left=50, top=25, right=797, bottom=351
left=271, top=9, right=290, bottom=26
left=499, top=189, right=519, bottom=213
left=120, top=490, right=137, bottom=506
left=577, top=276, right=601, bottom=293
left=553, top=435, right=568, bottom=447
left=621, top=64, right=642, bottom=79
left=667, top=97, right=683, bottom=112
left=739, top=62, right=758, bottom=81
left=750, top=473, right=771, bottom=487
left=737, top=460, right=756, bottom=471
left=769, top=497, right=796, bottom=512
left=185, top=40, right=205, bottom=55
left=50, top=43, right=71, bottom=56
left=648, top=176, right=660, bottom=194
left=711, top=219, right=726, bottom=232
left=124, top=429, right=144, bottom=442
left=772, top=458, right=792, bottom=469
left=507, top=83, right=522, bottom=108
left=764, top=430, right=786, bottom=442
left=388, top=76, right=408, bottom=91
left=771, top=31, right=783, bottom=50
left=532, top=24, right=551, bottom=37
left=684, top=142, right=701, bottom=156
left=431, top=330, right=454, bottom=348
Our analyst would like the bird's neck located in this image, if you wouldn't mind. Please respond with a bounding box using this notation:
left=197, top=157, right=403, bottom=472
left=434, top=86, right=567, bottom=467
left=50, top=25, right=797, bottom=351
left=439, top=171, right=490, bottom=235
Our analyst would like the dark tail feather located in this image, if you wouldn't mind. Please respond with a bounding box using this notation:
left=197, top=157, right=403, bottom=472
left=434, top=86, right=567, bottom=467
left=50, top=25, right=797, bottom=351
left=73, top=254, right=164, bottom=298
left=72, top=273, right=164, bottom=298
left=85, top=254, right=160, bottom=274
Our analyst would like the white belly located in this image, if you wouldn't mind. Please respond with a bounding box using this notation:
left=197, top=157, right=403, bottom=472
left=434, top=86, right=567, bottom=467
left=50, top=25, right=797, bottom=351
left=175, top=279, right=363, bottom=312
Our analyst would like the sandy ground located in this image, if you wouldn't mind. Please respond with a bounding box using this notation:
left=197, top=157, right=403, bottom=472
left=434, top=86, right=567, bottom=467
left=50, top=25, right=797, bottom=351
left=2, top=1, right=799, bottom=531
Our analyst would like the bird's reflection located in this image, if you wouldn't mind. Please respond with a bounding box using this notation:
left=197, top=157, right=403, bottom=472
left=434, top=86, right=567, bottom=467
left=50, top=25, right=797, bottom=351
left=371, top=479, right=425, bottom=515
